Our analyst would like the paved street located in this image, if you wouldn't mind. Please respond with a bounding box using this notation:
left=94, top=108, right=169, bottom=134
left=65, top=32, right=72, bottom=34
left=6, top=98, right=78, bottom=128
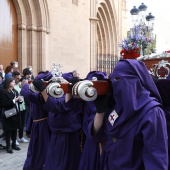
left=0, top=129, right=29, bottom=170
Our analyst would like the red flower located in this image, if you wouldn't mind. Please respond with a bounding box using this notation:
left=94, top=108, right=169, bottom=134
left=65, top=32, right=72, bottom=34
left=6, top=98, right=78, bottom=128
left=120, top=47, right=140, bottom=59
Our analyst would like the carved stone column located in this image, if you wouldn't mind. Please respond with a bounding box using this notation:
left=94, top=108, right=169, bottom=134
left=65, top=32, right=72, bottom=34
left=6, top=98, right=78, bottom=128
left=18, top=23, right=27, bottom=70
left=37, top=26, right=47, bottom=72
left=89, top=0, right=99, bottom=71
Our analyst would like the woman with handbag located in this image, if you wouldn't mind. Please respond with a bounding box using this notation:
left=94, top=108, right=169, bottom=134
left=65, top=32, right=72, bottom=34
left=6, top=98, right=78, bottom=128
left=0, top=77, right=22, bottom=153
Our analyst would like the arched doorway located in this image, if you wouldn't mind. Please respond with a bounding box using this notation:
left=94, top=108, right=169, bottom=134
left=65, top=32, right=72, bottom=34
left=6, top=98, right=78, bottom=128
left=0, top=0, right=18, bottom=69
left=97, top=0, right=119, bottom=75
left=12, top=0, right=50, bottom=74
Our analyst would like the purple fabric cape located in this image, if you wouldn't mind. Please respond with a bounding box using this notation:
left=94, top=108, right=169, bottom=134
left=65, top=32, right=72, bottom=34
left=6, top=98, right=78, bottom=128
left=20, top=84, right=51, bottom=170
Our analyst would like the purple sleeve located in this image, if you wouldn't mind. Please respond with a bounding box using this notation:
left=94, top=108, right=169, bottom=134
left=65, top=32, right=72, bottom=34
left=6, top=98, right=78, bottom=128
left=88, top=119, right=104, bottom=142
left=20, top=83, right=39, bottom=103
left=142, top=107, right=168, bottom=170
left=44, top=96, right=71, bottom=113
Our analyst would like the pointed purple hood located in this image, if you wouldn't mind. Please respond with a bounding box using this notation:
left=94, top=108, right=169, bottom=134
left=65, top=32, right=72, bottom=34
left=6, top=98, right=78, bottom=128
left=107, top=59, right=162, bottom=137
left=35, top=72, right=53, bottom=81
left=34, top=71, right=73, bottom=82
left=62, top=72, right=73, bottom=81
left=85, top=71, right=107, bottom=80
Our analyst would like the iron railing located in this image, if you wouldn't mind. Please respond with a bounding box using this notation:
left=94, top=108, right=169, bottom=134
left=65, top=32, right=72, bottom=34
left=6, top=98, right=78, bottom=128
left=97, top=55, right=119, bottom=75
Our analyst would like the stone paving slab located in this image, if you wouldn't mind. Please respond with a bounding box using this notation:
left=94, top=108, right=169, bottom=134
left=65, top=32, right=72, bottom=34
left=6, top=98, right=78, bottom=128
left=0, top=129, right=29, bottom=170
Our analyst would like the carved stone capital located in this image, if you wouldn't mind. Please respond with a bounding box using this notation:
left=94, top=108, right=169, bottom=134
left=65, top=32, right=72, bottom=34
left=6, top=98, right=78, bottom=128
left=46, top=27, right=50, bottom=34
left=37, top=26, right=46, bottom=32
left=27, top=25, right=37, bottom=31
left=18, top=23, right=26, bottom=30
left=89, top=17, right=99, bottom=22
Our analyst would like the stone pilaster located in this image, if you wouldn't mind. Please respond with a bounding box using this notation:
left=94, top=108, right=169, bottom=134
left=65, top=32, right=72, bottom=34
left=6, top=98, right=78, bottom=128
left=89, top=0, right=99, bottom=71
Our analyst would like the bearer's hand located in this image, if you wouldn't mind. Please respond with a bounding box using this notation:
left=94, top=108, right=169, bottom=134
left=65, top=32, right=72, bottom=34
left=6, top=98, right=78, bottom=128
left=33, top=79, right=46, bottom=92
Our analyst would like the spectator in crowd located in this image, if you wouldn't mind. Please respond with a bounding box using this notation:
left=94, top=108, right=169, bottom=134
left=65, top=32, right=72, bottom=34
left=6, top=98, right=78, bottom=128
left=0, top=64, right=5, bottom=79
left=0, top=72, right=4, bottom=89
left=28, top=66, right=34, bottom=80
left=0, top=72, right=5, bottom=139
left=0, top=77, right=22, bottom=154
left=91, top=59, right=168, bottom=170
left=10, top=61, right=19, bottom=72
left=5, top=65, right=13, bottom=79
left=22, top=68, right=32, bottom=80
left=12, top=71, right=28, bottom=144
left=21, top=68, right=32, bottom=125
left=72, top=69, right=80, bottom=78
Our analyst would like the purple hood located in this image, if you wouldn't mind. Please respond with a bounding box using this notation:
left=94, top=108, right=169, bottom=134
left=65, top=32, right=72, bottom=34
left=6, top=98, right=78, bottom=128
left=107, top=59, right=162, bottom=137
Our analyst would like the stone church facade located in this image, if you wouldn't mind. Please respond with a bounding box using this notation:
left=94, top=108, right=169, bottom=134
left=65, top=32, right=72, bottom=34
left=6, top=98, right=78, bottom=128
left=0, top=0, right=127, bottom=77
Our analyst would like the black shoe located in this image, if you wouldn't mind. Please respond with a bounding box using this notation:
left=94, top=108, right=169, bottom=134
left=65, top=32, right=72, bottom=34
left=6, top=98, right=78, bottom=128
left=6, top=147, right=13, bottom=154
left=12, top=146, right=21, bottom=151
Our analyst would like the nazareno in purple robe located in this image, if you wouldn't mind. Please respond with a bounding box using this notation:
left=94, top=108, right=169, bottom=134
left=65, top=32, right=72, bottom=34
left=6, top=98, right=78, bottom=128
left=155, top=79, right=170, bottom=170
left=78, top=71, right=107, bottom=170
left=89, top=59, right=168, bottom=170
left=43, top=94, right=84, bottom=170
left=20, top=83, right=51, bottom=170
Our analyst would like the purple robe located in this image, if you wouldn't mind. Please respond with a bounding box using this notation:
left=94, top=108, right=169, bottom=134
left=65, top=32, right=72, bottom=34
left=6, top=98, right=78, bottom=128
left=43, top=96, right=84, bottom=170
left=167, top=73, right=170, bottom=80
left=155, top=79, right=170, bottom=169
left=20, top=84, right=51, bottom=170
left=78, top=71, right=107, bottom=170
left=78, top=102, right=101, bottom=170
left=89, top=59, right=168, bottom=170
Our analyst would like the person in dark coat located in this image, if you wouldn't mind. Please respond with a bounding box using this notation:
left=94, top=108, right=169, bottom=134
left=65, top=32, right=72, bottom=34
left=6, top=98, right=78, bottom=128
left=0, top=72, right=4, bottom=89
left=33, top=73, right=84, bottom=170
left=20, top=76, right=51, bottom=170
left=90, top=59, right=168, bottom=170
left=0, top=77, right=22, bottom=153
left=0, top=72, right=5, bottom=138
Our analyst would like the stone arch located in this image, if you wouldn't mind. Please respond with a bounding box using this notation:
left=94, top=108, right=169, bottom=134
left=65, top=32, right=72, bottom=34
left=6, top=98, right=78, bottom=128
left=12, top=0, right=50, bottom=74
left=97, top=0, right=119, bottom=74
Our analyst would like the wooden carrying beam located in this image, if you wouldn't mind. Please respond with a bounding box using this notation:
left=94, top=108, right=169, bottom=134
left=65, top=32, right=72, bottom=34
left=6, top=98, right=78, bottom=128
left=28, top=80, right=110, bottom=101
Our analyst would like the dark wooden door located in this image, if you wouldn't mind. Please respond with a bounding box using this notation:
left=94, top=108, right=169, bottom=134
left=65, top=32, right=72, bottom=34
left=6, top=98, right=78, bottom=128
left=0, top=0, right=18, bottom=69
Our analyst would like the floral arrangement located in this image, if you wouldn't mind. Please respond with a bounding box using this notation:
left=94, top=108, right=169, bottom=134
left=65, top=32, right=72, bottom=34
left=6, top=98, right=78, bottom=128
left=119, top=25, right=152, bottom=59
left=120, top=46, right=140, bottom=59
